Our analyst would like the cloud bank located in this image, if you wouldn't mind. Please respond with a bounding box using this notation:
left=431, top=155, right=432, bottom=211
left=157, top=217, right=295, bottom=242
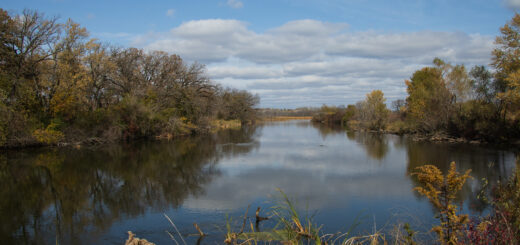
left=133, top=19, right=494, bottom=108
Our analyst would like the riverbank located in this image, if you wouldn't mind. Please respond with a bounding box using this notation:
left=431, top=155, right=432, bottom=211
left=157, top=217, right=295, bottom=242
left=0, top=119, right=246, bottom=149
left=313, top=119, right=518, bottom=146
left=349, top=126, right=492, bottom=145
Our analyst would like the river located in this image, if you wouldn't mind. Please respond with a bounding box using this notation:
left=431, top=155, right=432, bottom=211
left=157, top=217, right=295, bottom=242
left=1, top=120, right=517, bottom=244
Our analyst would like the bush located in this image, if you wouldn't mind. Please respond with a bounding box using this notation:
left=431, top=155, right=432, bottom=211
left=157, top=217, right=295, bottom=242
left=386, top=120, right=409, bottom=134
left=467, top=165, right=520, bottom=244
left=33, top=122, right=65, bottom=145
left=412, top=162, right=472, bottom=244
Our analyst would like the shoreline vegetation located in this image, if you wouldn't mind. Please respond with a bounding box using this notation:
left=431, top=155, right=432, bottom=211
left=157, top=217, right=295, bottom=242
left=311, top=14, right=520, bottom=146
left=0, top=9, right=259, bottom=149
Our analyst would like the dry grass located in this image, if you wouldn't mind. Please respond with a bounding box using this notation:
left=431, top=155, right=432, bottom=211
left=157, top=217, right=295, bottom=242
left=211, top=119, right=242, bottom=130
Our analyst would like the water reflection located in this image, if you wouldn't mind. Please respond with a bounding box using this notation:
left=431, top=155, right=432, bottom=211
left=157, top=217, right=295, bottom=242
left=0, top=120, right=517, bottom=244
left=0, top=126, right=259, bottom=245
left=402, top=139, right=517, bottom=214
left=311, top=121, right=345, bottom=139
left=185, top=122, right=517, bottom=234
left=348, top=131, right=389, bottom=160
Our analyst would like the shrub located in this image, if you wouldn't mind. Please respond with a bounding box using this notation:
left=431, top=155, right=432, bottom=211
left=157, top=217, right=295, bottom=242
left=412, top=162, right=471, bottom=244
left=386, top=120, right=409, bottom=134
left=467, top=165, right=520, bottom=244
left=33, top=122, right=65, bottom=145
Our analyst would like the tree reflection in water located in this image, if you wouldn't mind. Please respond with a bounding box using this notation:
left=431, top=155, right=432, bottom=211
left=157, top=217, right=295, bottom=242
left=0, top=126, right=260, bottom=245
left=0, top=121, right=517, bottom=244
left=347, top=131, right=389, bottom=160
left=313, top=122, right=516, bottom=214
left=402, top=139, right=517, bottom=214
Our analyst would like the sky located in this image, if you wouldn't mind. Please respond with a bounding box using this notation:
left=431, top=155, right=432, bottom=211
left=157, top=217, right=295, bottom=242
left=3, top=0, right=519, bottom=108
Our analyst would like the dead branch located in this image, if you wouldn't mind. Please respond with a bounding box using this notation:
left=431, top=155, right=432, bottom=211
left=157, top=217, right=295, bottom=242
left=193, top=223, right=205, bottom=237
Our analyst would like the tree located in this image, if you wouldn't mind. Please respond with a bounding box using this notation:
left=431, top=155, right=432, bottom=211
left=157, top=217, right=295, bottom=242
left=492, top=13, right=520, bottom=117
left=446, top=64, right=473, bottom=103
left=218, top=88, right=259, bottom=123
left=342, top=104, right=357, bottom=123
left=470, top=65, right=494, bottom=103
left=84, top=41, right=116, bottom=111
left=405, top=66, right=453, bottom=132
left=492, top=13, right=520, bottom=92
left=391, top=99, right=405, bottom=112
left=0, top=9, right=60, bottom=110
left=47, top=19, right=90, bottom=120
left=360, top=90, right=389, bottom=131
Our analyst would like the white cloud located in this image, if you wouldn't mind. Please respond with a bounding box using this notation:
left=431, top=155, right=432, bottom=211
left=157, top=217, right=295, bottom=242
left=208, top=65, right=283, bottom=79
left=504, top=0, right=520, bottom=10
left=166, top=9, right=175, bottom=17
left=132, top=19, right=494, bottom=108
left=227, top=0, right=243, bottom=9
left=270, top=19, right=348, bottom=36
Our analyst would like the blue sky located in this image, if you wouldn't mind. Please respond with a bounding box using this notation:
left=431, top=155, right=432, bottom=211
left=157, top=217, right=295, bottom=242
left=3, top=0, right=519, bottom=108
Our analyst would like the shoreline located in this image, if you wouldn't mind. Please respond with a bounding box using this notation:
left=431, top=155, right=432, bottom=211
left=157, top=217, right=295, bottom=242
left=313, top=121, right=520, bottom=147
left=0, top=119, right=245, bottom=150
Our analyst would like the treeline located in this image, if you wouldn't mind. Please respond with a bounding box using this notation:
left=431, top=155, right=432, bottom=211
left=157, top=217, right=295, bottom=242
left=313, top=14, right=520, bottom=143
left=257, top=107, right=320, bottom=118
left=0, top=9, right=259, bottom=147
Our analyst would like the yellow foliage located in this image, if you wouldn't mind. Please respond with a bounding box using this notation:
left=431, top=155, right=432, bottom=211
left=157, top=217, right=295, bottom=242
left=211, top=119, right=241, bottom=130
left=412, top=162, right=471, bottom=245
left=33, top=123, right=64, bottom=145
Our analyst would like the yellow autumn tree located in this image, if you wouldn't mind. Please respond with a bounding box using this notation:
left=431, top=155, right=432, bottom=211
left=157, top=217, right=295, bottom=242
left=405, top=66, right=453, bottom=132
left=48, top=19, right=90, bottom=120
left=363, top=90, right=389, bottom=131
left=492, top=13, right=520, bottom=119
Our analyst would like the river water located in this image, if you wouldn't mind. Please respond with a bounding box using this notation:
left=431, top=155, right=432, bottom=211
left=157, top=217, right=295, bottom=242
left=1, top=120, right=517, bottom=244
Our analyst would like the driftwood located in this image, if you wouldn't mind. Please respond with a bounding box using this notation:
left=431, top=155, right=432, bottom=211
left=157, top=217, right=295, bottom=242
left=125, top=231, right=155, bottom=245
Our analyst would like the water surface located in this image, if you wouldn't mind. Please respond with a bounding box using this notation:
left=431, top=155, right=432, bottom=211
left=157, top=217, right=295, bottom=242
left=1, top=120, right=517, bottom=244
